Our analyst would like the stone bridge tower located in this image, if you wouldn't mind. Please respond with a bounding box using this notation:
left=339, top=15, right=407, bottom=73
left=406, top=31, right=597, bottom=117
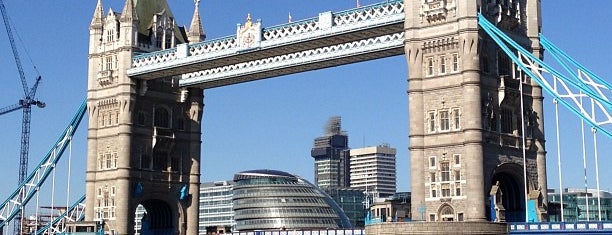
left=405, top=0, right=547, bottom=222
left=85, top=0, right=205, bottom=234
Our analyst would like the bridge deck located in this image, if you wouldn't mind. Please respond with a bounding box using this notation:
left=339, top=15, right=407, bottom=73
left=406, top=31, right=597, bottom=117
left=127, top=0, right=405, bottom=89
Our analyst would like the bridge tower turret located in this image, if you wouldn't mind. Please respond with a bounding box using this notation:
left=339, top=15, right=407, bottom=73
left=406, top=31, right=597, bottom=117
left=405, top=0, right=547, bottom=222
left=85, top=0, right=203, bottom=234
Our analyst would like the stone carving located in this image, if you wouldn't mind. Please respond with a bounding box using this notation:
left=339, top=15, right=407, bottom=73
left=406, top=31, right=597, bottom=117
left=237, top=14, right=261, bottom=50
left=422, top=37, right=457, bottom=54
left=420, top=0, right=456, bottom=23
left=489, top=181, right=506, bottom=222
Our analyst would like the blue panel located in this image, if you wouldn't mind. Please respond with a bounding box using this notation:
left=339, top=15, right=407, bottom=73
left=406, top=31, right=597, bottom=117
left=527, top=200, right=538, bottom=222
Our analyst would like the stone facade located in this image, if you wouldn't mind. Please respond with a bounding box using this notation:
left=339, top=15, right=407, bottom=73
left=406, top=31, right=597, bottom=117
left=85, top=0, right=205, bottom=234
left=365, top=222, right=508, bottom=235
left=405, top=0, right=547, bottom=222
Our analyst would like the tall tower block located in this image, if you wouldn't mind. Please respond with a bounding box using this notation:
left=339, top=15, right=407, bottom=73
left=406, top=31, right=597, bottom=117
left=405, top=0, right=547, bottom=222
left=85, top=0, right=204, bottom=234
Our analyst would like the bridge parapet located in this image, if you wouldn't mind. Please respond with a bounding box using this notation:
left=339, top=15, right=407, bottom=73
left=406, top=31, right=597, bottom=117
left=509, top=222, right=612, bottom=234
left=128, top=0, right=404, bottom=78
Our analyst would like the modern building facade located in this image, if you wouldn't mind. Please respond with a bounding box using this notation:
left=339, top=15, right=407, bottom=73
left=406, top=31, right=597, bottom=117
left=406, top=0, right=547, bottom=222
left=325, top=188, right=367, bottom=228
left=311, top=116, right=350, bottom=189
left=199, top=181, right=235, bottom=234
left=349, top=144, right=397, bottom=198
left=85, top=0, right=205, bottom=234
left=232, top=170, right=352, bottom=231
left=548, top=188, right=612, bottom=222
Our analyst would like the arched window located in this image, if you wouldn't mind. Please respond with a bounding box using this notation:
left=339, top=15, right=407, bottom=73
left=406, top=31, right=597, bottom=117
left=155, top=26, right=163, bottom=48
left=154, top=107, right=170, bottom=128
left=501, top=107, right=514, bottom=134
left=439, top=204, right=454, bottom=221
left=497, top=51, right=511, bottom=77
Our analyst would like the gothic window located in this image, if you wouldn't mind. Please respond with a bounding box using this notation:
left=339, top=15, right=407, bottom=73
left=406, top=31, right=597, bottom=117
left=441, top=162, right=450, bottom=181
left=454, top=170, right=461, bottom=181
left=113, top=153, right=118, bottom=168
left=429, top=214, right=436, bottom=222
left=426, top=57, right=434, bottom=76
left=105, top=56, right=113, bottom=71
left=98, top=156, right=103, bottom=170
left=455, top=182, right=462, bottom=196
left=497, top=51, right=511, bottom=77
left=431, top=188, right=437, bottom=198
left=501, top=107, right=514, bottom=134
left=452, top=108, right=460, bottom=130
left=99, top=113, right=105, bottom=127
left=439, top=110, right=450, bottom=131
left=153, top=151, right=168, bottom=171
left=453, top=154, right=461, bottom=166
left=452, top=53, right=459, bottom=72
left=105, top=153, right=112, bottom=169
left=428, top=111, right=436, bottom=133
left=106, top=29, right=114, bottom=42
left=430, top=172, right=436, bottom=182
left=439, top=205, right=454, bottom=221
left=441, top=183, right=451, bottom=197
left=109, top=112, right=114, bottom=126
left=439, top=55, right=447, bottom=74
left=154, top=107, right=171, bottom=128
left=155, top=26, right=164, bottom=48
left=165, top=28, right=173, bottom=49
left=429, top=156, right=436, bottom=169
left=458, top=212, right=464, bottom=221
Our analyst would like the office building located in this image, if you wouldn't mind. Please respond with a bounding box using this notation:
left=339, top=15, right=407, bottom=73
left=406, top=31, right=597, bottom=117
left=325, top=188, right=367, bottom=228
left=311, top=116, right=350, bottom=189
left=199, top=181, right=235, bottom=234
left=349, top=144, right=397, bottom=198
left=232, top=169, right=352, bottom=231
left=548, top=188, right=612, bottom=222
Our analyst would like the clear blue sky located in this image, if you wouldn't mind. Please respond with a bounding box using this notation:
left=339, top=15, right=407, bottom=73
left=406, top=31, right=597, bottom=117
left=0, top=0, right=611, bottom=206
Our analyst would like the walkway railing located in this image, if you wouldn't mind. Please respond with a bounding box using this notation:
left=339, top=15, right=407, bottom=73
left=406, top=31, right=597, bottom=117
left=509, top=221, right=612, bottom=234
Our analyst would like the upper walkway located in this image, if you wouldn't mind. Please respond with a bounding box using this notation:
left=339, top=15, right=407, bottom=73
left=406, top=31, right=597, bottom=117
left=127, top=0, right=404, bottom=89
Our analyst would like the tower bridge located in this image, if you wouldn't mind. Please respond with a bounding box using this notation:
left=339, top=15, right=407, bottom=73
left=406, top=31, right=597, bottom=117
left=1, top=0, right=612, bottom=234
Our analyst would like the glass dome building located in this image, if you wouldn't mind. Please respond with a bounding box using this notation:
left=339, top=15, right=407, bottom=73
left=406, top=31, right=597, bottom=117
left=232, top=169, right=352, bottom=231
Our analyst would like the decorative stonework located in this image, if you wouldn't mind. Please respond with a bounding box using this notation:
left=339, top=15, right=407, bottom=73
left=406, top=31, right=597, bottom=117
left=237, top=14, right=261, bottom=50
left=420, top=0, right=456, bottom=23
left=97, top=70, right=116, bottom=86
left=483, top=0, right=523, bottom=31
left=422, top=36, right=458, bottom=53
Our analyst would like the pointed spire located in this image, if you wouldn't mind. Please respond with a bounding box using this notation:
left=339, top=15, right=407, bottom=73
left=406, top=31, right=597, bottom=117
left=120, top=0, right=137, bottom=22
left=91, top=0, right=104, bottom=27
left=188, top=0, right=205, bottom=43
left=288, top=12, right=292, bottom=23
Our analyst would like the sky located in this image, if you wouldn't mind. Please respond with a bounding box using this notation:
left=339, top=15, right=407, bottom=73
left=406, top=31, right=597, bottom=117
left=0, top=0, right=611, bottom=209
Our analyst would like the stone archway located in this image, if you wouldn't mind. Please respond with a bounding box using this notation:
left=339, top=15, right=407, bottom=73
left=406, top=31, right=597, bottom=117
left=135, top=199, right=176, bottom=235
left=491, top=163, right=525, bottom=222
left=438, top=204, right=455, bottom=222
